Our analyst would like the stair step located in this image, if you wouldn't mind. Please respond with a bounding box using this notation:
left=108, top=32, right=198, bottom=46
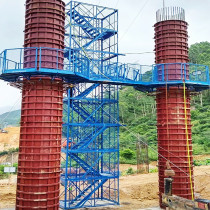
left=87, top=29, right=94, bottom=32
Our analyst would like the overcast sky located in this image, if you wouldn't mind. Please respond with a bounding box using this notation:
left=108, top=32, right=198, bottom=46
left=0, top=0, right=210, bottom=113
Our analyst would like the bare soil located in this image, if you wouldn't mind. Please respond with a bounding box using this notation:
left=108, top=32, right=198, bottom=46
left=0, top=166, right=210, bottom=209
left=0, top=127, right=210, bottom=209
left=0, top=127, right=19, bottom=152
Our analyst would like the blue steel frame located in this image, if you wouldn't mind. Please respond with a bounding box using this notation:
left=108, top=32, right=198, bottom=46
left=60, top=3, right=120, bottom=209
left=60, top=83, right=120, bottom=209
left=0, top=1, right=210, bottom=209
left=0, top=47, right=209, bottom=91
left=65, top=1, right=119, bottom=77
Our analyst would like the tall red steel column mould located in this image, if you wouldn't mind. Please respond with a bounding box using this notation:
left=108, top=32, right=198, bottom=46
left=16, top=0, right=65, bottom=209
left=154, top=7, right=194, bottom=207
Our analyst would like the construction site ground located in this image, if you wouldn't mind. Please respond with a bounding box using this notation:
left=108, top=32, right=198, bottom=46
left=0, top=165, right=210, bottom=210
left=0, top=128, right=210, bottom=209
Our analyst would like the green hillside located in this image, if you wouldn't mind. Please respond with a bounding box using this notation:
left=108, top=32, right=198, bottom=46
left=0, top=110, right=21, bottom=127
left=0, top=42, right=210, bottom=162
left=119, top=42, right=210, bottom=162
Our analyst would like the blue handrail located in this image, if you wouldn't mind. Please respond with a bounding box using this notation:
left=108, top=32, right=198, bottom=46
left=0, top=47, right=209, bottom=88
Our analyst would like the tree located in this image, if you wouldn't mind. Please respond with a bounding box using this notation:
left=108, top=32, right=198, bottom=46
left=189, top=41, right=210, bottom=66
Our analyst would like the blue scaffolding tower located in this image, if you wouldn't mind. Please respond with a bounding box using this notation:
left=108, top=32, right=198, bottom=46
left=60, top=84, right=119, bottom=209
left=0, top=1, right=210, bottom=210
left=64, top=1, right=118, bottom=75
left=60, top=3, right=120, bottom=208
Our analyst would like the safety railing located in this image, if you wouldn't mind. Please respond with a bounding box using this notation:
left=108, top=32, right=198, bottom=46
left=153, top=63, right=209, bottom=85
left=0, top=48, right=209, bottom=87
left=90, top=62, right=153, bottom=84
left=0, top=51, right=4, bottom=75
left=67, top=50, right=90, bottom=77
left=0, top=47, right=72, bottom=73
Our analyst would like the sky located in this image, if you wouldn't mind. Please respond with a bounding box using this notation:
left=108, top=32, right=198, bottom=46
left=0, top=0, right=210, bottom=113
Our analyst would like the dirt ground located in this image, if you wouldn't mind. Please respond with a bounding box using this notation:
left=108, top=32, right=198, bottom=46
left=0, top=128, right=210, bottom=209
left=0, top=176, right=17, bottom=209
left=0, top=127, right=19, bottom=152
left=117, top=165, right=210, bottom=210
left=0, top=165, right=210, bottom=210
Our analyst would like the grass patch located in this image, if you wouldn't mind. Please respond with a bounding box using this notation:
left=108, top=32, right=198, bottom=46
left=0, top=148, right=19, bottom=157
left=0, top=163, right=18, bottom=179
left=149, top=168, right=158, bottom=173
left=194, top=159, right=210, bottom=166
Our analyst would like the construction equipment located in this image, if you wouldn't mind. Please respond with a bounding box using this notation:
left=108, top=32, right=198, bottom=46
left=162, top=178, right=210, bottom=210
left=164, top=160, right=175, bottom=177
left=1, top=129, right=8, bottom=133
left=0, top=123, right=8, bottom=133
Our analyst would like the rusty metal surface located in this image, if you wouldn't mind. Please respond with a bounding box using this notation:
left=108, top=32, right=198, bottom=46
left=162, top=194, right=209, bottom=210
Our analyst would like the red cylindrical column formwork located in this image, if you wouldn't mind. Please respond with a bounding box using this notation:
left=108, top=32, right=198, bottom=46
left=16, top=78, right=63, bottom=209
left=16, top=0, right=65, bottom=209
left=154, top=7, right=194, bottom=207
left=156, top=88, right=193, bottom=199
left=154, top=20, right=189, bottom=81
left=24, top=0, right=65, bottom=69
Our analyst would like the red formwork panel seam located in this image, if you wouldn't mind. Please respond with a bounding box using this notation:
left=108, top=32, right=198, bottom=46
left=25, top=0, right=65, bottom=7
left=156, top=88, right=194, bottom=206
left=16, top=205, right=60, bottom=210
left=17, top=188, right=60, bottom=193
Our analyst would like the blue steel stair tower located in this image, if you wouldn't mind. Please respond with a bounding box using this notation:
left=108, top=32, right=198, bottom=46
left=60, top=2, right=120, bottom=209
left=60, top=84, right=119, bottom=209
left=0, top=1, right=210, bottom=210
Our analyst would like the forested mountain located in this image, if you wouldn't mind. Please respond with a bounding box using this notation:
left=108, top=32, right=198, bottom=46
left=0, top=42, right=210, bottom=161
left=189, top=41, right=210, bottom=66
left=0, top=110, right=20, bottom=128
left=119, top=42, right=210, bottom=161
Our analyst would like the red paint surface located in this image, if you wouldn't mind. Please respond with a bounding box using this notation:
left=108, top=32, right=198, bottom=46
left=16, top=0, right=65, bottom=209
left=154, top=20, right=189, bottom=64
left=16, top=78, right=63, bottom=209
left=24, top=0, right=65, bottom=69
left=156, top=87, right=193, bottom=198
left=154, top=20, right=194, bottom=207
left=155, top=21, right=189, bottom=81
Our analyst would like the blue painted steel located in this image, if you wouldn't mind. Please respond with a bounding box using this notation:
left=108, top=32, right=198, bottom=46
left=60, top=84, right=120, bottom=209
left=0, top=0, right=209, bottom=92
left=0, top=47, right=209, bottom=91
left=0, top=1, right=209, bottom=209
left=64, top=0, right=119, bottom=100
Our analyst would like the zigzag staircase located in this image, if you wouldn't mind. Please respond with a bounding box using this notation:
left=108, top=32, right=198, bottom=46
left=67, top=9, right=116, bottom=42
left=71, top=126, right=107, bottom=150
left=65, top=6, right=117, bottom=73
left=60, top=178, right=108, bottom=209
left=61, top=83, right=119, bottom=209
